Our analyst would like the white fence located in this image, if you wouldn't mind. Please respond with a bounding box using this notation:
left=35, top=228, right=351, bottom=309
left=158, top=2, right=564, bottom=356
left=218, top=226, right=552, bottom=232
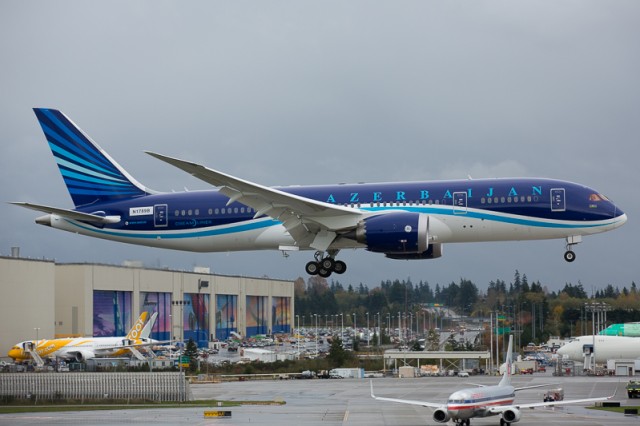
left=0, top=372, right=187, bottom=402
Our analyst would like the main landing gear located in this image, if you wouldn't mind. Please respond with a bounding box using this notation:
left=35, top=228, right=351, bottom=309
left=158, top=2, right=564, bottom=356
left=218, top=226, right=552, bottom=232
left=455, top=419, right=471, bottom=426
left=305, top=251, right=347, bottom=278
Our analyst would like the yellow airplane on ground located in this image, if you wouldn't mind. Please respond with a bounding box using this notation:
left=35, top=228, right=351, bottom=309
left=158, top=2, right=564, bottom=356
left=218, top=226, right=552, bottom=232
left=8, top=312, right=159, bottom=363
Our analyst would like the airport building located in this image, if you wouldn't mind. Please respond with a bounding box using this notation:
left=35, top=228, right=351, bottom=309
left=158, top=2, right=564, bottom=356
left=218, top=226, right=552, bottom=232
left=0, top=254, right=293, bottom=358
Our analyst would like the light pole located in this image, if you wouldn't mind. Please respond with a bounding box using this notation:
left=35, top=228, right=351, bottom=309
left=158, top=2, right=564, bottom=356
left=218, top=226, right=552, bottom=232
left=366, top=312, right=370, bottom=347
left=314, top=314, right=318, bottom=356
left=377, top=312, right=381, bottom=346
left=352, top=313, right=357, bottom=348
left=340, top=313, right=344, bottom=346
left=172, top=299, right=191, bottom=374
left=387, top=313, right=391, bottom=343
left=296, top=315, right=300, bottom=360
left=34, top=327, right=40, bottom=342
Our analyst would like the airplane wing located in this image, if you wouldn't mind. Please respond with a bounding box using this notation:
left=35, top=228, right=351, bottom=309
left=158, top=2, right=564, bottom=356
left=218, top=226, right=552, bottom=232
left=10, top=202, right=121, bottom=224
left=370, top=381, right=442, bottom=409
left=514, top=383, right=555, bottom=392
left=145, top=152, right=365, bottom=251
left=488, top=392, right=615, bottom=414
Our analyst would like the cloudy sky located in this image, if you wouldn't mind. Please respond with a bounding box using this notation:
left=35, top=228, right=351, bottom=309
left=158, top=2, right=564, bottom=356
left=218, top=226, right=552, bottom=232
left=1, top=1, right=638, bottom=293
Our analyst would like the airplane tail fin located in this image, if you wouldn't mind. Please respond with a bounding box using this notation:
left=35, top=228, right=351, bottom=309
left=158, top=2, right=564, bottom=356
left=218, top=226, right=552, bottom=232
left=33, top=108, right=151, bottom=208
left=126, top=312, right=149, bottom=340
left=498, top=334, right=514, bottom=387
left=140, top=312, right=158, bottom=339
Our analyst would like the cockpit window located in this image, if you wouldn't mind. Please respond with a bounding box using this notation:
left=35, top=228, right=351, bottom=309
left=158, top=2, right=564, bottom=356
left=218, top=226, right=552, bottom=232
left=590, top=193, right=609, bottom=202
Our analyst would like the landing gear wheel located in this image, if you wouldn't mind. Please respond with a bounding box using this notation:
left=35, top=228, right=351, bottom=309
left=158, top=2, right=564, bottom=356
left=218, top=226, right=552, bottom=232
left=564, top=250, right=576, bottom=262
left=305, top=261, right=320, bottom=275
left=321, top=257, right=335, bottom=271
left=318, top=268, right=332, bottom=278
left=333, top=260, right=347, bottom=274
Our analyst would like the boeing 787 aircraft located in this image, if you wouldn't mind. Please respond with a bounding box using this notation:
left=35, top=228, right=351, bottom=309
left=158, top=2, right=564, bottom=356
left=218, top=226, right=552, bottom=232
left=8, top=312, right=159, bottom=363
left=371, top=335, right=614, bottom=426
left=12, top=109, right=627, bottom=276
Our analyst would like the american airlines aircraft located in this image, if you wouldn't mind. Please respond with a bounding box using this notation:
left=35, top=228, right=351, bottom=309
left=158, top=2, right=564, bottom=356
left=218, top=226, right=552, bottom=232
left=371, top=336, right=613, bottom=426
left=12, top=108, right=627, bottom=277
left=8, top=312, right=158, bottom=363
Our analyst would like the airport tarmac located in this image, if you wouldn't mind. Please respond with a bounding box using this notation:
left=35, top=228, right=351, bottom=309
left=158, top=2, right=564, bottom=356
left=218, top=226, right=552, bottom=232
left=0, top=374, right=633, bottom=426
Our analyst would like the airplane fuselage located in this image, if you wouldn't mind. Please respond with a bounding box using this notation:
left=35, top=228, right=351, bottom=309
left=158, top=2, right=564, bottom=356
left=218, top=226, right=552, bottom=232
left=446, top=385, right=516, bottom=420
left=38, top=178, right=625, bottom=254
left=8, top=336, right=156, bottom=362
left=557, top=335, right=640, bottom=363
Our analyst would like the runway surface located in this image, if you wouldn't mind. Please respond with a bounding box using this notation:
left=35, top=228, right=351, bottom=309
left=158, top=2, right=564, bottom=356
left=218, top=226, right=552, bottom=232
left=0, top=374, right=634, bottom=425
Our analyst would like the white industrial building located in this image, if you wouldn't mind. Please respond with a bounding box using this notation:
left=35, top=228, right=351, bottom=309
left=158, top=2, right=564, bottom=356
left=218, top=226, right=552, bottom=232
left=0, top=255, right=294, bottom=359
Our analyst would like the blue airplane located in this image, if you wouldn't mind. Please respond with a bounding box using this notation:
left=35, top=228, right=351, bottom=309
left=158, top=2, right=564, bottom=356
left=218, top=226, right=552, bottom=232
left=12, top=108, right=627, bottom=277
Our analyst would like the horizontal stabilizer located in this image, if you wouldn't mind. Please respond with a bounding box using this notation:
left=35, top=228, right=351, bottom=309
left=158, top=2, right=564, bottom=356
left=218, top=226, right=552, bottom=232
left=10, top=202, right=121, bottom=224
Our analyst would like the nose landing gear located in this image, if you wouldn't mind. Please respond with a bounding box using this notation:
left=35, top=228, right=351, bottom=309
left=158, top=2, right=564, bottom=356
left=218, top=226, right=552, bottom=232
left=563, top=236, right=582, bottom=263
left=305, top=251, right=347, bottom=277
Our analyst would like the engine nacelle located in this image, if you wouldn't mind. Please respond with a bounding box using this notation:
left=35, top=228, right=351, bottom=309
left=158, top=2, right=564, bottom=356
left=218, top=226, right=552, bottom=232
left=352, top=212, right=429, bottom=254
left=72, top=350, right=95, bottom=362
left=385, top=243, right=443, bottom=260
left=502, top=408, right=522, bottom=423
left=432, top=407, right=450, bottom=423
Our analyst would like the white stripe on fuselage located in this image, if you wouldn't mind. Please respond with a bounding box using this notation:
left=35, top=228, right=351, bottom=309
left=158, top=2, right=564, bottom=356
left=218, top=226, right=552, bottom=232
left=48, top=202, right=624, bottom=253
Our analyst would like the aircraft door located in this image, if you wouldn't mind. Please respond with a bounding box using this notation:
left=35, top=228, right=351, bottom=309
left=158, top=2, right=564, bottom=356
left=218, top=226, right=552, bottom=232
left=154, top=204, right=168, bottom=227
left=551, top=189, right=566, bottom=212
left=453, top=192, right=467, bottom=214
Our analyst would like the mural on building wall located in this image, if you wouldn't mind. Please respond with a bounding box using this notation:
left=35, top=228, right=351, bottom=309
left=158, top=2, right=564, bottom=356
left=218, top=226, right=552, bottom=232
left=215, top=294, right=237, bottom=340
left=246, top=296, right=268, bottom=337
left=272, top=297, right=291, bottom=333
left=183, top=293, right=209, bottom=347
left=93, top=290, right=132, bottom=337
left=140, top=292, right=171, bottom=341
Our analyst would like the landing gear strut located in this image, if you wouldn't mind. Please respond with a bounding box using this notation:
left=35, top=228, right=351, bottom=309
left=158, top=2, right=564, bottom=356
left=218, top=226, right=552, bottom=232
left=305, top=251, right=347, bottom=277
left=563, top=236, right=581, bottom=263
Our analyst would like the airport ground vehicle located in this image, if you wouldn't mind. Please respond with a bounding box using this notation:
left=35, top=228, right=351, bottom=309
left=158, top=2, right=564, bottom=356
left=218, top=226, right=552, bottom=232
left=627, top=381, right=640, bottom=398
left=543, top=388, right=564, bottom=402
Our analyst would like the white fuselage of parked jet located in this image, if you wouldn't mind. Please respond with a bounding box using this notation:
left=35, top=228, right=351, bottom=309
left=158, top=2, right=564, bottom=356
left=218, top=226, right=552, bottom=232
left=557, top=335, right=640, bottom=364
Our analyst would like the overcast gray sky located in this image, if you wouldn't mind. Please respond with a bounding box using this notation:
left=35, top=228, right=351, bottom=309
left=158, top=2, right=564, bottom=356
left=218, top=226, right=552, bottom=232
left=1, top=1, right=638, bottom=293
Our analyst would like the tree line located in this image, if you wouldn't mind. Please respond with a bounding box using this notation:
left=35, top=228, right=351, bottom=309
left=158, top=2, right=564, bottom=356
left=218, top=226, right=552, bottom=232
left=294, top=271, right=640, bottom=345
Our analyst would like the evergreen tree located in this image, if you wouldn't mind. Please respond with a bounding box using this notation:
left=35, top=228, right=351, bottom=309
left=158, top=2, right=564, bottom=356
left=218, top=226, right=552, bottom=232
left=184, top=338, right=199, bottom=372
left=326, top=337, right=348, bottom=367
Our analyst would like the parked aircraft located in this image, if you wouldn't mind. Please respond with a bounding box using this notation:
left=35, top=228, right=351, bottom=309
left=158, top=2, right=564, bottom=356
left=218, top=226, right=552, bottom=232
left=13, top=108, right=627, bottom=276
left=599, top=323, right=640, bottom=337
left=371, top=335, right=613, bottom=426
left=8, top=312, right=159, bottom=363
left=557, top=335, right=640, bottom=364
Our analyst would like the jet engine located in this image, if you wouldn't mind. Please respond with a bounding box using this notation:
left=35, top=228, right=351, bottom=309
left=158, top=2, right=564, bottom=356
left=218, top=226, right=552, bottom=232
left=432, top=407, right=451, bottom=423
left=350, top=212, right=429, bottom=254
left=72, top=350, right=95, bottom=362
left=501, top=408, right=522, bottom=423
